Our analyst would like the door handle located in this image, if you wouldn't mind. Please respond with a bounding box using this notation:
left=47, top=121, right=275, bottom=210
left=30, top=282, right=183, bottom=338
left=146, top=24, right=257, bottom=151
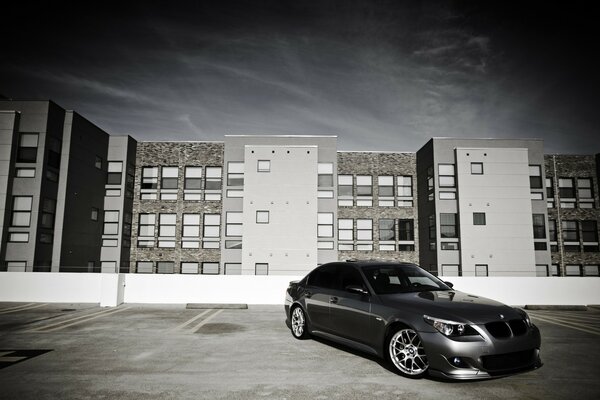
left=304, top=290, right=312, bottom=298
left=329, top=296, right=338, bottom=304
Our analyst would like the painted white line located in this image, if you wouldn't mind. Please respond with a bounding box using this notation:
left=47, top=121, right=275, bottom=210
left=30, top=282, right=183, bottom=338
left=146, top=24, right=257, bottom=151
left=527, top=312, right=600, bottom=322
left=529, top=314, right=600, bottom=331
left=170, top=309, right=212, bottom=332
left=0, top=303, right=47, bottom=314
left=24, top=306, right=130, bottom=332
left=40, top=306, right=131, bottom=332
left=0, top=356, right=28, bottom=362
left=190, top=309, right=224, bottom=333
left=530, top=314, right=600, bottom=336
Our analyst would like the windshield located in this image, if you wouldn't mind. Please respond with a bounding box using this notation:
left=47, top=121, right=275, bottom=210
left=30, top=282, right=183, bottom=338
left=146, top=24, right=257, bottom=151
left=362, top=264, right=451, bottom=294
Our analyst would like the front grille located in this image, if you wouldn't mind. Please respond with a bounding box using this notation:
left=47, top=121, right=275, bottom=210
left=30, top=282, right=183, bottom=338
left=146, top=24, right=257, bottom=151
left=485, top=321, right=511, bottom=338
left=481, top=349, right=535, bottom=372
left=485, top=319, right=528, bottom=338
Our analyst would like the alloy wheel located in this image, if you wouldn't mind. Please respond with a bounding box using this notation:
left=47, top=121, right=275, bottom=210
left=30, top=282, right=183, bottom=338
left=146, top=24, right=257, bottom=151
left=291, top=306, right=308, bottom=339
left=389, top=328, right=428, bottom=376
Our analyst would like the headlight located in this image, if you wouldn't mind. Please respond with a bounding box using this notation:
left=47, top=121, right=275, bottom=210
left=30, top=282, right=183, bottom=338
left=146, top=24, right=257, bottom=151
left=514, top=308, right=532, bottom=327
left=423, top=315, right=479, bottom=337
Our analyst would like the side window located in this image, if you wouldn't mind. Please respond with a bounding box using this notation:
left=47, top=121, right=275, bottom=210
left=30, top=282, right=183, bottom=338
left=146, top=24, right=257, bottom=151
left=338, top=267, right=366, bottom=291
left=308, top=264, right=338, bottom=289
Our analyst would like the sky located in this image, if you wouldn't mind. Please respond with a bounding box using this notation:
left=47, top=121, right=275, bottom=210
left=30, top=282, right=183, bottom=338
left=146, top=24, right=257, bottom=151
left=1, top=0, right=598, bottom=154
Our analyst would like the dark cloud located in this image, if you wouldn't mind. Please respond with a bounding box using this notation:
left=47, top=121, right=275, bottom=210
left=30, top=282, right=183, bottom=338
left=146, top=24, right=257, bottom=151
left=1, top=0, right=598, bottom=154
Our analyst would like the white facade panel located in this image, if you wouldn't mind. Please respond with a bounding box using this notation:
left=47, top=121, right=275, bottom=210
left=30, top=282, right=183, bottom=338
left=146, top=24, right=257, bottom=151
left=456, top=148, right=536, bottom=277
left=242, top=145, right=318, bottom=275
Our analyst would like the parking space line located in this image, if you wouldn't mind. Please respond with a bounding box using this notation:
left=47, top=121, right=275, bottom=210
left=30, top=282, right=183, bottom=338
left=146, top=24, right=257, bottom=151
left=530, top=314, right=600, bottom=336
left=170, top=309, right=213, bottom=332
left=0, top=303, right=47, bottom=314
left=528, top=313, right=600, bottom=329
left=527, top=312, right=600, bottom=323
left=24, top=306, right=131, bottom=333
left=190, top=309, right=223, bottom=333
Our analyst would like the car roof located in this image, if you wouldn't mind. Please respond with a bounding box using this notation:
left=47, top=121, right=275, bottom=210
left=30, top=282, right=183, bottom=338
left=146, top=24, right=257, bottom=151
left=327, top=260, right=418, bottom=268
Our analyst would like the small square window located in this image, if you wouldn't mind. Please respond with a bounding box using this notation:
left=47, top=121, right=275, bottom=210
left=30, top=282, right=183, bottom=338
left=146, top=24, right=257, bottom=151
left=91, top=207, right=99, bottom=221
left=257, top=160, right=270, bottom=172
left=471, top=162, right=483, bottom=175
left=475, top=264, right=488, bottom=277
left=95, top=156, right=102, bottom=169
left=255, top=263, right=269, bottom=275
left=256, top=210, right=270, bottom=224
left=473, top=212, right=486, bottom=225
left=15, top=168, right=36, bottom=178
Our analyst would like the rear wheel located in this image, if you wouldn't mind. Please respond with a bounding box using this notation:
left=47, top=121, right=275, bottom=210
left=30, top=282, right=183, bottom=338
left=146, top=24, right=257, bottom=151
left=290, top=306, right=310, bottom=339
left=387, top=328, right=428, bottom=378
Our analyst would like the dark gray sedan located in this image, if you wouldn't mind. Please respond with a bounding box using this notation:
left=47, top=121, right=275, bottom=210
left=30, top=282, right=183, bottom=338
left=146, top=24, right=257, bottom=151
left=284, top=261, right=542, bottom=379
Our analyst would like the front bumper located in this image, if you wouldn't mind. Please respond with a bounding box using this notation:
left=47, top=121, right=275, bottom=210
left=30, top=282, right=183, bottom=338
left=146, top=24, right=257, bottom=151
left=420, top=324, right=542, bottom=380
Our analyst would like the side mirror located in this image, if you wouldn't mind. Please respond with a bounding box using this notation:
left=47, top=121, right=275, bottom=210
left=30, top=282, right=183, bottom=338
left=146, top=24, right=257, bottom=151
left=444, top=281, right=454, bottom=288
left=346, top=285, right=369, bottom=296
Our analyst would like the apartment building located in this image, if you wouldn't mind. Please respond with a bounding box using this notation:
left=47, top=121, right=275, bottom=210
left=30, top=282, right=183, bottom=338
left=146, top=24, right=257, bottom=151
left=1, top=100, right=598, bottom=277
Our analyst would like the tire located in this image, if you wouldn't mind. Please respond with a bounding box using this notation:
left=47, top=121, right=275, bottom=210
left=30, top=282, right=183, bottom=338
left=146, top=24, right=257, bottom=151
left=290, top=305, right=310, bottom=339
left=387, top=327, right=429, bottom=378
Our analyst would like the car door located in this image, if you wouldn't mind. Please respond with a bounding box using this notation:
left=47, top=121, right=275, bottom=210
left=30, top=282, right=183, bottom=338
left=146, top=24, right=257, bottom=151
left=329, top=265, right=372, bottom=345
left=304, top=264, right=338, bottom=333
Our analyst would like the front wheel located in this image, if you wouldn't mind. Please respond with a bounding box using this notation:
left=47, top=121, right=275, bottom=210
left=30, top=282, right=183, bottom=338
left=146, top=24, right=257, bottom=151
left=387, top=328, right=429, bottom=378
left=290, top=306, right=310, bottom=339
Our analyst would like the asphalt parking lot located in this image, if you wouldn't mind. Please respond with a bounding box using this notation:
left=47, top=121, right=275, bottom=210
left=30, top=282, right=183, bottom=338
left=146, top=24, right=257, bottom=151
left=0, top=303, right=599, bottom=400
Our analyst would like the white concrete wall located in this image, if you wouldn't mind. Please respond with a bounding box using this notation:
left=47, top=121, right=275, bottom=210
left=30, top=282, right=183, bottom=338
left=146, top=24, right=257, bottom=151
left=1, top=272, right=599, bottom=306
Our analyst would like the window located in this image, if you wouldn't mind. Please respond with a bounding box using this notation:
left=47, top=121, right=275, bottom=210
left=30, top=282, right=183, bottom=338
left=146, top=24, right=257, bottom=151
left=338, top=219, right=353, bottom=241
left=317, top=213, right=334, bottom=238
left=548, top=219, right=557, bottom=241
left=46, top=137, right=61, bottom=168
left=157, top=261, right=174, bottom=274
left=95, top=156, right=102, bottom=169
left=578, top=178, right=594, bottom=208
left=532, top=214, right=546, bottom=239
left=158, top=214, right=176, bottom=237
left=181, top=262, right=199, bottom=274
left=338, top=175, right=353, bottom=206
left=398, top=219, right=414, bottom=241
left=427, top=166, right=434, bottom=201
left=106, top=161, right=123, bottom=185
left=529, top=165, right=542, bottom=189
left=318, top=163, right=333, bottom=187
left=8, top=232, right=29, bottom=242
left=15, top=168, right=35, bottom=178
left=225, top=240, right=242, bottom=249
left=379, top=219, right=395, bottom=241
left=441, top=264, right=460, bottom=276
left=227, top=162, right=244, bottom=186
left=182, top=214, right=201, bottom=248
left=257, top=160, right=271, bottom=172
left=91, top=207, right=99, bottom=221
left=546, top=178, right=555, bottom=208
left=204, top=167, right=222, bottom=200
left=184, top=166, right=202, bottom=189
left=225, top=212, right=241, bottom=237
left=17, top=133, right=38, bottom=163
left=11, top=196, right=33, bottom=227
left=565, top=265, right=581, bottom=276
left=103, top=211, right=119, bottom=234
left=138, top=213, right=156, bottom=237
left=310, top=264, right=338, bottom=289
left=142, top=167, right=159, bottom=189
left=396, top=176, right=413, bottom=207
left=440, top=213, right=458, bottom=238
left=559, top=178, right=575, bottom=198
left=40, top=198, right=56, bottom=229
left=356, top=176, right=372, bottom=206
left=102, top=239, right=118, bottom=247
left=356, top=219, right=373, bottom=240
left=439, top=191, right=456, bottom=200
left=202, top=262, right=220, bottom=274
left=582, top=221, right=599, bottom=252
left=562, top=220, right=579, bottom=241
left=225, top=263, right=242, bottom=275
left=534, top=242, right=547, bottom=250
left=584, top=265, right=599, bottom=277
left=255, top=263, right=269, bottom=275
left=441, top=242, right=459, bottom=250
left=473, top=212, right=486, bottom=226
left=471, top=162, right=483, bottom=175
left=137, top=261, right=153, bottom=273
left=256, top=210, right=270, bottom=224
left=536, top=264, right=549, bottom=277
left=161, top=167, right=178, bottom=189
left=438, top=164, right=455, bottom=187
left=475, top=264, right=488, bottom=277
left=203, top=214, right=221, bottom=248
left=378, top=176, right=394, bottom=197
left=428, top=214, right=436, bottom=239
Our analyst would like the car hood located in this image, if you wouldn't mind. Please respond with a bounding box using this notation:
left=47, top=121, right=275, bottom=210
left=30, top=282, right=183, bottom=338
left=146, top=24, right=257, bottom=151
left=379, top=290, right=520, bottom=324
